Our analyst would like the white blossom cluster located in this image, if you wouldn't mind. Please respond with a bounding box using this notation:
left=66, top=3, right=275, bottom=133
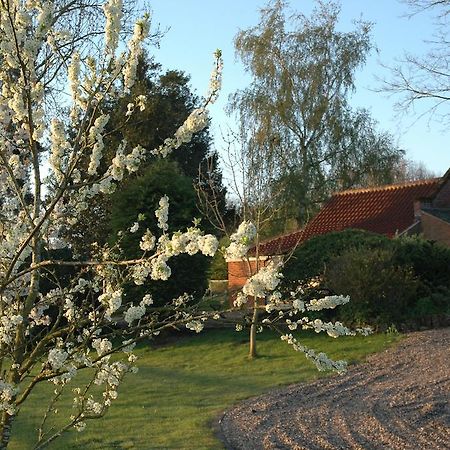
left=88, top=114, right=110, bottom=175
left=125, top=95, right=147, bottom=117
left=130, top=213, right=219, bottom=285
left=123, top=16, right=150, bottom=91
left=50, top=119, right=71, bottom=181
left=29, top=303, right=50, bottom=326
left=233, top=292, right=248, bottom=308
left=69, top=359, right=133, bottom=433
left=281, top=334, right=347, bottom=373
left=155, top=195, right=169, bottom=231
left=124, top=305, right=145, bottom=325
left=0, top=380, right=18, bottom=415
left=121, top=292, right=154, bottom=326
left=205, top=50, right=223, bottom=104
left=0, top=314, right=23, bottom=346
left=307, top=295, right=350, bottom=311
left=68, top=52, right=81, bottom=112
left=185, top=320, right=204, bottom=333
left=225, top=221, right=257, bottom=260
left=150, top=254, right=171, bottom=281
left=165, top=228, right=219, bottom=258
left=284, top=317, right=355, bottom=338
left=103, top=0, right=123, bottom=56
left=98, top=288, right=123, bottom=319
left=47, top=348, right=69, bottom=371
left=242, top=261, right=282, bottom=298
left=140, top=229, right=156, bottom=251
left=92, top=338, right=113, bottom=357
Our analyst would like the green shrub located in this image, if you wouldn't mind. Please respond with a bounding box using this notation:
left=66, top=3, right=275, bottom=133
left=282, top=229, right=392, bottom=284
left=392, top=236, right=450, bottom=295
left=410, top=286, right=450, bottom=317
left=281, top=230, right=450, bottom=328
left=391, top=236, right=450, bottom=324
left=325, top=247, right=419, bottom=328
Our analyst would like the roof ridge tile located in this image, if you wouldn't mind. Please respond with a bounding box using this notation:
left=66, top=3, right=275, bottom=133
left=335, top=178, right=440, bottom=196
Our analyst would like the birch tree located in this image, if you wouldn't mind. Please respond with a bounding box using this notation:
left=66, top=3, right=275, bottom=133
left=230, top=0, right=403, bottom=227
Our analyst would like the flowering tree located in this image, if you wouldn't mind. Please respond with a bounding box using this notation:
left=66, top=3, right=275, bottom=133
left=0, top=0, right=224, bottom=446
left=0, top=0, right=370, bottom=447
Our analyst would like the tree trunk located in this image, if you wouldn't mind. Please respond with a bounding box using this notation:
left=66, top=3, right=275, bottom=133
left=248, top=303, right=259, bottom=359
left=0, top=412, right=14, bottom=449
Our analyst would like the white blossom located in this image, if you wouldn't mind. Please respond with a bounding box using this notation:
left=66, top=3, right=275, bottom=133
left=0, top=380, right=18, bottom=415
left=225, top=221, right=257, bottom=260
left=124, top=305, right=145, bottom=325
left=98, top=289, right=122, bottom=318
left=292, top=299, right=305, bottom=312
left=131, top=262, right=151, bottom=285
left=233, top=292, right=248, bottom=308
left=152, top=108, right=209, bottom=157
left=155, top=195, right=169, bottom=231
left=123, top=16, right=150, bottom=90
left=186, top=320, right=204, bottom=333
left=0, top=315, right=23, bottom=345
left=307, top=295, right=350, bottom=311
left=48, top=348, right=68, bottom=371
left=92, top=338, right=113, bottom=357
left=205, top=50, right=223, bottom=104
left=140, top=294, right=153, bottom=307
left=136, top=94, right=146, bottom=111
left=280, top=334, right=347, bottom=373
left=140, top=229, right=155, bottom=251
left=50, top=119, right=70, bottom=180
left=129, top=222, right=139, bottom=233
left=87, top=114, right=110, bottom=175
left=198, top=234, right=219, bottom=257
left=29, top=304, right=50, bottom=326
left=103, top=0, right=123, bottom=56
left=68, top=52, right=81, bottom=109
left=242, top=261, right=282, bottom=298
left=150, top=254, right=171, bottom=280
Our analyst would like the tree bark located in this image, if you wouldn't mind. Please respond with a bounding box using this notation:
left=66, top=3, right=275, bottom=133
left=248, top=303, right=259, bottom=359
left=0, top=411, right=14, bottom=449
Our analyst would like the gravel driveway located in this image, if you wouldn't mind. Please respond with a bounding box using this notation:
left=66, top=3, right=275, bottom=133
left=218, top=328, right=450, bottom=450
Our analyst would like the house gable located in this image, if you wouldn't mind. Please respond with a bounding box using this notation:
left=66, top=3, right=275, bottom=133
left=431, top=168, right=450, bottom=207
left=420, top=210, right=450, bottom=247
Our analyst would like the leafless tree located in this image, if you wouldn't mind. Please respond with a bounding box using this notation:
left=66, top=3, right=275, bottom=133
left=381, top=0, right=450, bottom=124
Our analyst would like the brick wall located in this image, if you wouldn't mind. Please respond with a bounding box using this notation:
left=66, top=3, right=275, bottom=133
left=227, top=258, right=269, bottom=306
left=421, top=212, right=450, bottom=247
left=227, top=259, right=269, bottom=289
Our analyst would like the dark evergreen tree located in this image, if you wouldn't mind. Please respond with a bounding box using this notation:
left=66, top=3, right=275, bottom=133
left=109, top=159, right=210, bottom=306
left=68, top=54, right=228, bottom=256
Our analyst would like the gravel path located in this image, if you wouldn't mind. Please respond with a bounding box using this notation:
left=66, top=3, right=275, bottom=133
left=218, top=328, right=450, bottom=450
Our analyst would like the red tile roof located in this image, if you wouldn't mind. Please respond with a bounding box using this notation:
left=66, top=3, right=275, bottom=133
left=255, top=178, right=442, bottom=256
left=252, top=229, right=305, bottom=256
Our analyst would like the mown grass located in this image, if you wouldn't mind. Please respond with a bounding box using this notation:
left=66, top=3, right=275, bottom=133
left=10, top=329, right=400, bottom=449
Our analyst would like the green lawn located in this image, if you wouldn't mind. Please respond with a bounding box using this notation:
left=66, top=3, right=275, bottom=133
left=10, top=329, right=400, bottom=449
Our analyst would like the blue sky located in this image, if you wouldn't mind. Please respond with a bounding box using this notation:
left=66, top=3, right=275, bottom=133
left=149, top=0, right=449, bottom=176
